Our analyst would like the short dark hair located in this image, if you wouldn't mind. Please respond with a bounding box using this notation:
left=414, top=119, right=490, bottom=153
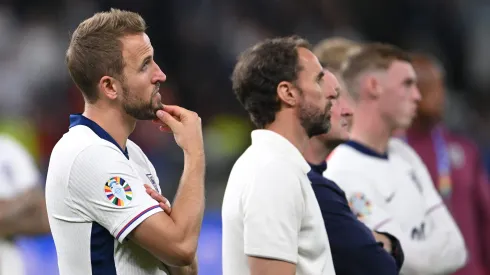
left=231, top=35, right=311, bottom=128
left=409, top=52, right=446, bottom=78
left=66, top=9, right=147, bottom=103
left=342, top=43, right=411, bottom=99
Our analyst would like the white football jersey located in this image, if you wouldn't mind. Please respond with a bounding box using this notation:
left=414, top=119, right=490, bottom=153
left=0, top=134, right=41, bottom=275
left=45, top=114, right=169, bottom=275
left=325, top=138, right=467, bottom=275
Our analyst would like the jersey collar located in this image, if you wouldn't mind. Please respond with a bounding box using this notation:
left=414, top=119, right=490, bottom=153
left=308, top=161, right=328, bottom=174
left=344, top=140, right=388, bottom=160
left=69, top=114, right=129, bottom=159
left=251, top=129, right=311, bottom=174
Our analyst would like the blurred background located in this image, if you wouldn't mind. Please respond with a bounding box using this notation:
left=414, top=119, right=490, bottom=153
left=1, top=0, right=490, bottom=274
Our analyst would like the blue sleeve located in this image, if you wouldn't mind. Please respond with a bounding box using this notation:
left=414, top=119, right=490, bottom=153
left=312, top=183, right=399, bottom=275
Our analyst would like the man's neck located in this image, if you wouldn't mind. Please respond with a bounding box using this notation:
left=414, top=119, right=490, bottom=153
left=83, top=104, right=136, bottom=150
left=304, top=137, right=329, bottom=166
left=349, top=108, right=392, bottom=155
left=267, top=111, right=310, bottom=155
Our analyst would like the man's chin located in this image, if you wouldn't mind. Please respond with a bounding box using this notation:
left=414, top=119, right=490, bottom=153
left=397, top=118, right=414, bottom=131
left=145, top=105, right=165, bottom=120
left=126, top=110, right=158, bottom=121
left=306, top=124, right=331, bottom=138
left=135, top=115, right=157, bottom=121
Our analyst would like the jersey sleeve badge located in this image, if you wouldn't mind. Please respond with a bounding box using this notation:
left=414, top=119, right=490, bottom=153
left=348, top=192, right=372, bottom=219
left=104, top=176, right=133, bottom=206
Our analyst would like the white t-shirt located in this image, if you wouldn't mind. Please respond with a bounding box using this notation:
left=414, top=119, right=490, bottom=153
left=222, top=129, right=335, bottom=275
left=45, top=114, right=169, bottom=275
left=325, top=138, right=467, bottom=275
left=0, top=134, right=41, bottom=275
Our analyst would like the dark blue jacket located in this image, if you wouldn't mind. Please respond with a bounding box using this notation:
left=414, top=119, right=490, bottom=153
left=308, top=161, right=403, bottom=275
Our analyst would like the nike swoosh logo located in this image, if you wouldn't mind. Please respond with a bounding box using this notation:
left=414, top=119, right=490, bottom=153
left=386, top=192, right=396, bottom=203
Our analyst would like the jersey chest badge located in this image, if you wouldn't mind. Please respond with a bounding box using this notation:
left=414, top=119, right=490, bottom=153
left=348, top=192, right=372, bottom=220
left=104, top=176, right=133, bottom=206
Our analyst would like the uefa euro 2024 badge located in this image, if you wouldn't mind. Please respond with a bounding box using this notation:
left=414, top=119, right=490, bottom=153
left=105, top=176, right=133, bottom=206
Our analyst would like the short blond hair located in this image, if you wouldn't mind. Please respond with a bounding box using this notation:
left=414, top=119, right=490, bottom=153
left=313, top=37, right=362, bottom=72
left=342, top=43, right=411, bottom=99
left=66, top=8, right=147, bottom=103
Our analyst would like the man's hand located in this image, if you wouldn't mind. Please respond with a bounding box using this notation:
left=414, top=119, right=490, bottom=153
left=132, top=105, right=205, bottom=266
left=154, top=105, right=204, bottom=155
left=144, top=184, right=172, bottom=214
left=145, top=185, right=198, bottom=274
left=373, top=231, right=392, bottom=253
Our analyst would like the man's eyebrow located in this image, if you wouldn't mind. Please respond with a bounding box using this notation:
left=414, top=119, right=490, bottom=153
left=140, top=55, right=153, bottom=68
left=403, top=77, right=417, bottom=86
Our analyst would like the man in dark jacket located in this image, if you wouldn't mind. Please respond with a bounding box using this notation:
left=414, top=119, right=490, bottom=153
left=303, top=38, right=404, bottom=274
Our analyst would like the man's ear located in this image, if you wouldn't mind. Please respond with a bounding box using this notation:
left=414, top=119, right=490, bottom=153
left=98, top=76, right=119, bottom=100
left=360, top=73, right=382, bottom=99
left=277, top=81, right=301, bottom=107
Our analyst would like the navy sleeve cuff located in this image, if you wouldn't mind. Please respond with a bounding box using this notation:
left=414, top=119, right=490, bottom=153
left=376, top=231, right=405, bottom=271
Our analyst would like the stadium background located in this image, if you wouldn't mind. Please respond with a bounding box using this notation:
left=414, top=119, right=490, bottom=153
left=1, top=0, right=490, bottom=274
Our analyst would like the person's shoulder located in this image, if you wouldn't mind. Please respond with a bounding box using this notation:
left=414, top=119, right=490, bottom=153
left=0, top=134, right=27, bottom=154
left=0, top=135, right=38, bottom=176
left=310, top=173, right=346, bottom=198
left=311, top=174, right=338, bottom=188
left=234, top=144, right=297, bottom=173
left=389, top=137, right=420, bottom=160
left=54, top=125, right=105, bottom=151
left=388, top=137, right=406, bottom=148
left=328, top=143, right=351, bottom=155
left=327, top=143, right=374, bottom=174
left=0, top=134, right=17, bottom=146
left=328, top=143, right=366, bottom=162
left=51, top=130, right=124, bottom=171
left=233, top=151, right=305, bottom=196
left=126, top=139, right=159, bottom=176
left=126, top=139, right=150, bottom=160
left=65, top=143, right=128, bottom=185
left=127, top=139, right=144, bottom=154
left=308, top=166, right=335, bottom=186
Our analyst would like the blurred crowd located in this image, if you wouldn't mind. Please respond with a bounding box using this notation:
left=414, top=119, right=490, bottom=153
left=2, top=0, right=490, bottom=205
